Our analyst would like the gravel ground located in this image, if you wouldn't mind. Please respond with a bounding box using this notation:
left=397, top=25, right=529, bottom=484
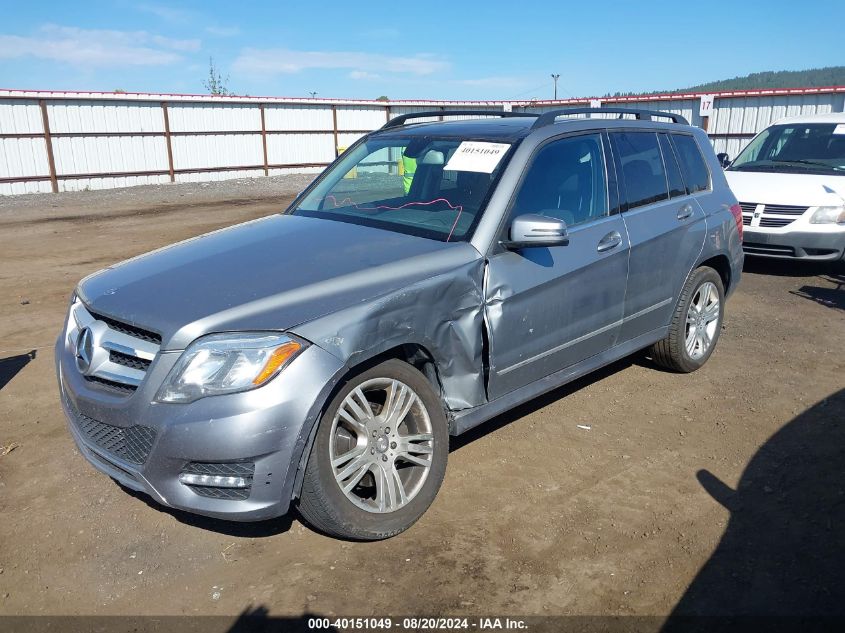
left=0, top=178, right=843, bottom=628
left=0, top=174, right=316, bottom=221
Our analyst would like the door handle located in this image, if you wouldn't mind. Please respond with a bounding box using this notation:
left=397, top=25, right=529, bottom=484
left=677, top=203, right=694, bottom=220
left=597, top=231, right=623, bottom=253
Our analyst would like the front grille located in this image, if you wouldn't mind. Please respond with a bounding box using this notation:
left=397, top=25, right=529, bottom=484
left=89, top=310, right=162, bottom=344
left=759, top=217, right=795, bottom=228
left=66, top=396, right=156, bottom=464
left=763, top=204, right=808, bottom=216
left=738, top=202, right=809, bottom=230
left=84, top=375, right=138, bottom=394
left=68, top=300, right=161, bottom=396
left=109, top=350, right=151, bottom=371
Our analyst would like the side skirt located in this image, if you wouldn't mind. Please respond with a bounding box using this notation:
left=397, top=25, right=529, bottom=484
left=449, top=326, right=667, bottom=435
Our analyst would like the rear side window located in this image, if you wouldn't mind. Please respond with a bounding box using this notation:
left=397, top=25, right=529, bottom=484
left=671, top=134, right=711, bottom=193
left=658, top=134, right=687, bottom=198
left=610, top=132, right=669, bottom=210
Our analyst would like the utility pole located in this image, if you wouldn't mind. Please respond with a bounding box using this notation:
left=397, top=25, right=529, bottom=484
left=551, top=74, right=560, bottom=101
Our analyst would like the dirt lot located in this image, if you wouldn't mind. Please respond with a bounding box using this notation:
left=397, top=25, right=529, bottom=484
left=0, top=179, right=843, bottom=626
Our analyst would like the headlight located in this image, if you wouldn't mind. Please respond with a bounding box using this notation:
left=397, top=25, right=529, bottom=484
left=156, top=332, right=306, bottom=403
left=810, top=206, right=845, bottom=224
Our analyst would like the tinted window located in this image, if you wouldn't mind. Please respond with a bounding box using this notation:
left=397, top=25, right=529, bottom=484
left=512, top=134, right=608, bottom=227
left=611, top=132, right=669, bottom=209
left=671, top=134, right=711, bottom=193
left=658, top=133, right=687, bottom=198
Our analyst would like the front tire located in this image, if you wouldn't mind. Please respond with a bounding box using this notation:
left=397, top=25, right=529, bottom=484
left=298, top=359, right=449, bottom=540
left=651, top=266, right=725, bottom=373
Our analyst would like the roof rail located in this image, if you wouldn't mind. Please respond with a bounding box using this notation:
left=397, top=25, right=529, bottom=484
left=381, top=110, right=538, bottom=129
left=530, top=107, right=689, bottom=129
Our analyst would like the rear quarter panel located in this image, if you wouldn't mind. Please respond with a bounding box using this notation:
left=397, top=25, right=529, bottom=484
left=694, top=128, right=744, bottom=297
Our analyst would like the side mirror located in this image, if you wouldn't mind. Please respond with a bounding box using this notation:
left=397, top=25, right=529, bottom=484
left=502, top=213, right=569, bottom=249
left=716, top=153, right=731, bottom=169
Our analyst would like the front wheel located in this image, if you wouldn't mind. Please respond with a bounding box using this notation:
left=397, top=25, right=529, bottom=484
left=651, top=266, right=725, bottom=373
left=298, top=359, right=449, bottom=540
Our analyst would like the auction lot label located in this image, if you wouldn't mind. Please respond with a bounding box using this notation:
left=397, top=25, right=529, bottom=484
left=444, top=141, right=511, bottom=173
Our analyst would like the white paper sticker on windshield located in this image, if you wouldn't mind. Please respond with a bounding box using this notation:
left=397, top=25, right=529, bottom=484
left=444, top=141, right=511, bottom=173
left=833, top=124, right=845, bottom=135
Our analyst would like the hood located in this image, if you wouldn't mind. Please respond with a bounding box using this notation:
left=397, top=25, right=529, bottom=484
left=79, top=214, right=481, bottom=350
left=725, top=170, right=845, bottom=206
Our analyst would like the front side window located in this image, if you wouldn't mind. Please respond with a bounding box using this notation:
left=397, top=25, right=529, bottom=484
left=611, top=132, right=669, bottom=209
left=671, top=134, right=711, bottom=193
left=510, top=134, right=608, bottom=227
left=292, top=135, right=513, bottom=242
left=728, top=123, right=845, bottom=175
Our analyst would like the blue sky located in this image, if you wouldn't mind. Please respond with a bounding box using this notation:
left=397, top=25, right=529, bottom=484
left=0, top=0, right=842, bottom=100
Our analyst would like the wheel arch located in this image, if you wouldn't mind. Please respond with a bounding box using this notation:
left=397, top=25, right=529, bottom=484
left=697, top=253, right=732, bottom=294
left=289, top=342, right=445, bottom=504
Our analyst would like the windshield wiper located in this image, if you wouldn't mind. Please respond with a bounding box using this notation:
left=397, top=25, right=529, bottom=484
left=772, top=159, right=844, bottom=171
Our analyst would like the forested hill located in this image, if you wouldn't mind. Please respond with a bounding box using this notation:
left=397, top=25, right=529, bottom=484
left=604, top=66, right=845, bottom=97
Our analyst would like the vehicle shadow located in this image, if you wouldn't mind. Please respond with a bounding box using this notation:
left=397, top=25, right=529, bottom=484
left=790, top=272, right=845, bottom=311
left=116, top=482, right=295, bottom=538
left=225, top=605, right=339, bottom=632
left=663, top=388, right=845, bottom=626
left=450, top=356, right=638, bottom=452
left=0, top=349, right=36, bottom=391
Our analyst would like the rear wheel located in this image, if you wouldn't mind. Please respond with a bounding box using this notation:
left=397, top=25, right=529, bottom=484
left=651, top=266, right=724, bottom=373
left=298, top=359, right=448, bottom=540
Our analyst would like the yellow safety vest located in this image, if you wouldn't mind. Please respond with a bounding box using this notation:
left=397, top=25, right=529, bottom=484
left=401, top=154, right=417, bottom=194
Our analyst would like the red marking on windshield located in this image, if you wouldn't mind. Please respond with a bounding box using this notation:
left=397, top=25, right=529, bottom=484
left=324, top=195, right=464, bottom=242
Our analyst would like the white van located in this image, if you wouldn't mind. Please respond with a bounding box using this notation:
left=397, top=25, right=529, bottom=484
left=723, top=112, right=845, bottom=261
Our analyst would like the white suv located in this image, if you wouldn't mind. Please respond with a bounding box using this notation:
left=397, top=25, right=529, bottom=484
left=723, top=112, right=845, bottom=262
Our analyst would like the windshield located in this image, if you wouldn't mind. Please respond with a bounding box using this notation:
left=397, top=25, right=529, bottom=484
left=290, top=135, right=514, bottom=242
left=729, top=123, right=845, bottom=175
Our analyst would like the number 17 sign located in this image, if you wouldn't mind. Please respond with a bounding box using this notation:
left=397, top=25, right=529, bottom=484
left=699, top=94, right=715, bottom=117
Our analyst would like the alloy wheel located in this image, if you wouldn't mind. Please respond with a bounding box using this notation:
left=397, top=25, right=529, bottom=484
left=329, top=378, right=434, bottom=513
left=684, top=281, right=720, bottom=360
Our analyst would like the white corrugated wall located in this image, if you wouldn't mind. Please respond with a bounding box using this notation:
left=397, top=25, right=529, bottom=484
left=1, top=90, right=843, bottom=195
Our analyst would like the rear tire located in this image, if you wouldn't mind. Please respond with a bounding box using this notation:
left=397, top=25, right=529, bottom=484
left=651, top=266, right=724, bottom=373
left=298, top=359, right=448, bottom=540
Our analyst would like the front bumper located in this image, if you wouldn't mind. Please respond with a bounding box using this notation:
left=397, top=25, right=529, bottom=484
left=743, top=229, right=845, bottom=261
left=56, top=335, right=343, bottom=522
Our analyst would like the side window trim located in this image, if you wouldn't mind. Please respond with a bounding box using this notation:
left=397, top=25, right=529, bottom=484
left=602, top=130, right=623, bottom=215
left=658, top=132, right=689, bottom=198
left=607, top=131, right=630, bottom=213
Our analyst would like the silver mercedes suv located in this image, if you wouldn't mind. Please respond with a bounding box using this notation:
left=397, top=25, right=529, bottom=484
left=57, top=108, right=744, bottom=540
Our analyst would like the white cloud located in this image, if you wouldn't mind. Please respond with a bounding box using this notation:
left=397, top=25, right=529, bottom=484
left=135, top=3, right=195, bottom=23
left=205, top=25, right=242, bottom=37
left=232, top=48, right=449, bottom=77
left=0, top=24, right=200, bottom=67
left=349, top=70, right=381, bottom=80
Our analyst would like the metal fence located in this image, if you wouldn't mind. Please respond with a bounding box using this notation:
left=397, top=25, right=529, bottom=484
left=2, top=87, right=844, bottom=196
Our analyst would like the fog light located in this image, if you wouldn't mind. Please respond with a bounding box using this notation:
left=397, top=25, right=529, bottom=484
left=178, top=473, right=250, bottom=488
